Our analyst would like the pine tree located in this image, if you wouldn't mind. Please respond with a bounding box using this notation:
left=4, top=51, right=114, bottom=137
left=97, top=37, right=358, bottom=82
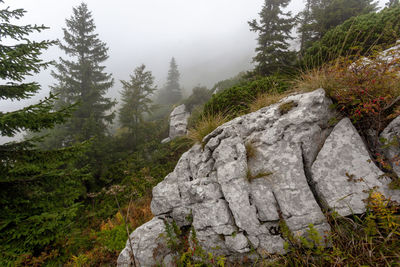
left=158, top=57, right=182, bottom=105
left=0, top=1, right=86, bottom=263
left=51, top=3, right=116, bottom=146
left=119, top=64, right=156, bottom=145
left=249, top=0, right=296, bottom=75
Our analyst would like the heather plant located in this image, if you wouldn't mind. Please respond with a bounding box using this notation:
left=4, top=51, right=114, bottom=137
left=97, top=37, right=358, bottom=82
left=296, top=49, right=400, bottom=137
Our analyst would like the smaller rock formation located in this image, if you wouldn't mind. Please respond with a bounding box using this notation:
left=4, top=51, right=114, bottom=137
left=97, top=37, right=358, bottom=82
left=162, top=104, right=190, bottom=143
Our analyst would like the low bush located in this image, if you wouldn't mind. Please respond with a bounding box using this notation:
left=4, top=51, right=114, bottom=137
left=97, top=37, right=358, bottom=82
left=183, top=86, right=213, bottom=113
left=302, top=6, right=400, bottom=68
left=203, top=75, right=290, bottom=119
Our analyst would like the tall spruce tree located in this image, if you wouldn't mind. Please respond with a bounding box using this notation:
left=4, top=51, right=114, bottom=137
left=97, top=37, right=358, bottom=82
left=249, top=0, right=296, bottom=75
left=51, top=3, right=115, bottom=146
left=158, top=57, right=182, bottom=105
left=119, top=64, right=156, bottom=146
left=0, top=1, right=86, bottom=263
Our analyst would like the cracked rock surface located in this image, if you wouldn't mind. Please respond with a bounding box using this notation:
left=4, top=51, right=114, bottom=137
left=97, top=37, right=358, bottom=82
left=118, top=89, right=399, bottom=266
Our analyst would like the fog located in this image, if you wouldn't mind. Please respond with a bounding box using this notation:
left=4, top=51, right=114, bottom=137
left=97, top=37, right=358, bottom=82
left=0, top=0, right=389, bottom=135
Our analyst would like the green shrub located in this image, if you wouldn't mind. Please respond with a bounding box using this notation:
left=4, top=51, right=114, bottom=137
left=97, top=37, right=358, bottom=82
left=203, top=75, right=290, bottom=119
left=302, top=6, right=400, bottom=68
left=183, top=86, right=213, bottom=112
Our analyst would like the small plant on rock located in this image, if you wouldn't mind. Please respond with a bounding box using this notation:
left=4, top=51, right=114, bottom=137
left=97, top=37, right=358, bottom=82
left=279, top=100, right=298, bottom=115
left=188, top=113, right=227, bottom=145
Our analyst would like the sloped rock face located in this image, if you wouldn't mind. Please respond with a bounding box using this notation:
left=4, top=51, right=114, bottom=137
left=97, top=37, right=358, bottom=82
left=162, top=104, right=190, bottom=143
left=380, top=116, right=400, bottom=177
left=118, top=89, right=400, bottom=266
left=311, top=118, right=398, bottom=216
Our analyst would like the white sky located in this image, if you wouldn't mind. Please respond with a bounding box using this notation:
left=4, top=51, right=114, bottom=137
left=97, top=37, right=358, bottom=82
left=0, top=0, right=389, bottom=114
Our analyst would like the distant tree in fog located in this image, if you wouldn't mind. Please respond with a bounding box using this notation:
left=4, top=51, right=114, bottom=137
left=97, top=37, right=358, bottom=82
left=119, top=64, right=156, bottom=144
left=157, top=57, right=182, bottom=105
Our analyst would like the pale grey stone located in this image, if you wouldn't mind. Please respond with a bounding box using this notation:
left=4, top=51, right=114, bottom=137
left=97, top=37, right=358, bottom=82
left=161, top=137, right=171, bottom=144
left=311, top=118, right=392, bottom=216
left=151, top=181, right=181, bottom=215
left=380, top=116, right=400, bottom=177
left=171, top=206, right=192, bottom=227
left=117, top=218, right=168, bottom=267
left=250, top=179, right=279, bottom=222
left=225, top=232, right=250, bottom=253
left=192, top=199, right=233, bottom=230
left=169, top=104, right=190, bottom=139
left=257, top=235, right=286, bottom=255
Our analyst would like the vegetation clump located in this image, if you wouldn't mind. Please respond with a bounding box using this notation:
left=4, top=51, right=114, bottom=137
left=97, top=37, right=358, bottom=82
left=279, top=100, right=298, bottom=115
left=273, top=191, right=400, bottom=266
left=203, top=75, right=290, bottom=119
left=188, top=113, right=227, bottom=145
left=297, top=50, right=400, bottom=135
left=302, top=6, right=400, bottom=68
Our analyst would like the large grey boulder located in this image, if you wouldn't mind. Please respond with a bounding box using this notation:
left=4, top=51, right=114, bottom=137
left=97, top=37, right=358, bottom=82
left=311, top=118, right=398, bottom=216
left=168, top=104, right=190, bottom=140
left=380, top=116, right=400, bottom=177
left=118, top=89, right=399, bottom=266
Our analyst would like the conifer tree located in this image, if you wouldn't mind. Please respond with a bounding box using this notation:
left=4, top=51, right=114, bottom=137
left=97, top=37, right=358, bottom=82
left=297, top=0, right=318, bottom=56
left=51, top=3, right=115, bottom=146
left=0, top=1, right=86, bottom=263
left=158, top=57, right=182, bottom=105
left=249, top=0, right=296, bottom=75
left=119, top=64, right=156, bottom=145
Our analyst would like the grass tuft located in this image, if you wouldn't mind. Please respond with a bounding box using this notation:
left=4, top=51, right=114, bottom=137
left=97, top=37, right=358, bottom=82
left=279, top=101, right=298, bottom=115
left=187, top=113, right=227, bottom=145
left=249, top=92, right=292, bottom=113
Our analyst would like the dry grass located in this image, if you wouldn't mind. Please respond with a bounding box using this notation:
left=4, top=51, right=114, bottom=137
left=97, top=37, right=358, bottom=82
left=279, top=100, right=298, bottom=115
left=246, top=169, right=273, bottom=182
left=249, top=91, right=293, bottom=113
left=245, top=141, right=256, bottom=160
left=187, top=113, right=227, bottom=144
left=293, top=67, right=336, bottom=93
left=125, top=195, right=153, bottom=229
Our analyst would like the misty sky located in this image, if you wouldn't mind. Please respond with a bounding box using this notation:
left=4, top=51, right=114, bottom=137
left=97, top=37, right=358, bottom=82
left=0, top=0, right=389, bottom=114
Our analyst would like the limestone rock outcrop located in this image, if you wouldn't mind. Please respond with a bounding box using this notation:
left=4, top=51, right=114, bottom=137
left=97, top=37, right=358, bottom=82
left=118, top=89, right=400, bottom=266
left=162, top=104, right=190, bottom=143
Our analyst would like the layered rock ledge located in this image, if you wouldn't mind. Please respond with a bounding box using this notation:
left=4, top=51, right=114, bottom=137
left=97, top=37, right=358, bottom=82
left=119, top=89, right=399, bottom=266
